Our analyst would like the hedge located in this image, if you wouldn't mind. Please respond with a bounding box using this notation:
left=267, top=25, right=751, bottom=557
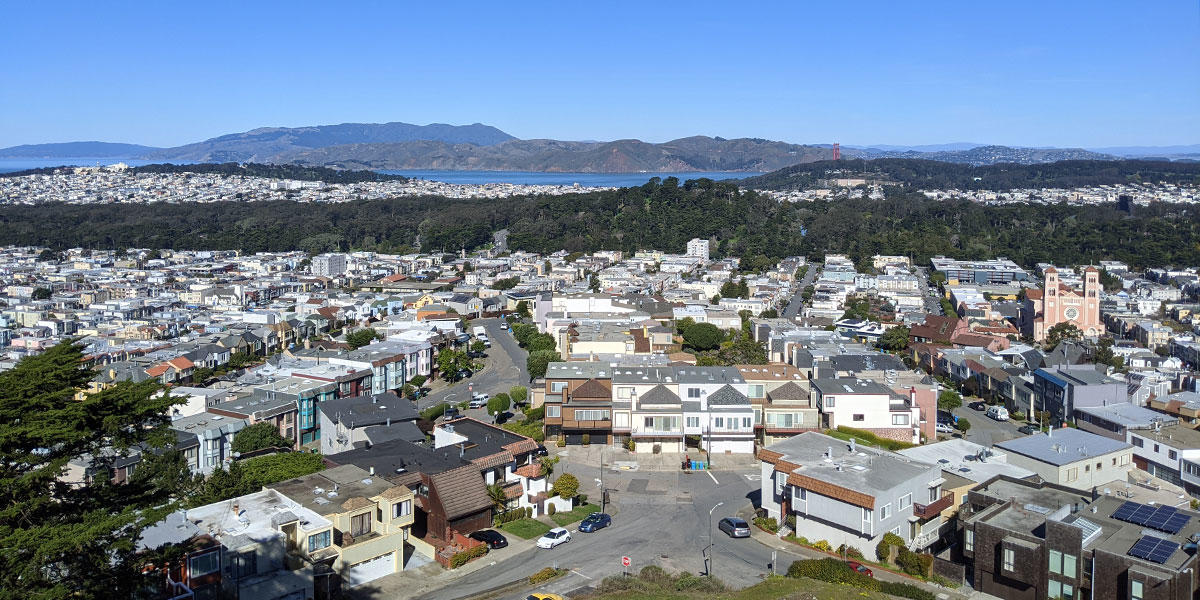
left=786, top=559, right=936, bottom=600
left=830, top=426, right=916, bottom=451
left=449, top=544, right=488, bottom=568
left=529, top=567, right=564, bottom=584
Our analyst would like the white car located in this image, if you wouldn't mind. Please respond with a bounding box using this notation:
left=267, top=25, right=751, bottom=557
left=469, top=393, right=489, bottom=408
left=936, top=422, right=956, bottom=434
left=536, top=527, right=571, bottom=549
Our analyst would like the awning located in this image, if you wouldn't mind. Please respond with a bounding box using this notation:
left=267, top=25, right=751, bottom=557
left=928, top=477, right=946, bottom=487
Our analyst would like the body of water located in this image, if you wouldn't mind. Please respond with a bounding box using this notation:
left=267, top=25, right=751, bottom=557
left=0, top=159, right=760, bottom=187
left=377, top=169, right=760, bottom=187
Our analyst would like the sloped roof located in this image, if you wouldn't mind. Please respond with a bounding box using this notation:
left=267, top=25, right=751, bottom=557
left=767, top=381, right=808, bottom=403
left=430, top=465, right=491, bottom=519
left=639, top=384, right=681, bottom=406
left=707, top=384, right=749, bottom=406
left=571, top=378, right=611, bottom=400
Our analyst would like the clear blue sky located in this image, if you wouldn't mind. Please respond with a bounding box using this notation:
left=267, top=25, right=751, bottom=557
left=1, top=1, right=1196, bottom=148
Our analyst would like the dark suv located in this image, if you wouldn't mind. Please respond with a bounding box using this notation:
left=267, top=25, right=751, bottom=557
left=469, top=529, right=508, bottom=549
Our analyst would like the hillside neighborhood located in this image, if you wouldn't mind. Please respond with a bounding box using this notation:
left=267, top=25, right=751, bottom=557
left=7, top=234, right=1200, bottom=600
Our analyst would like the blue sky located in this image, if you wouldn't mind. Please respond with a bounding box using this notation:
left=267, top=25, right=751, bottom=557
left=1, top=1, right=1196, bottom=148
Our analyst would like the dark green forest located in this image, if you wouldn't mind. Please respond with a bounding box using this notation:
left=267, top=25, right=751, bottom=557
left=1, top=177, right=1197, bottom=269
left=741, top=158, right=1200, bottom=191
left=0, top=162, right=408, bottom=184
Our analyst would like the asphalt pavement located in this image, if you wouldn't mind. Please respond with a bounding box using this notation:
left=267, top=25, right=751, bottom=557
left=950, top=403, right=1026, bottom=446
left=783, top=263, right=820, bottom=319
left=417, top=318, right=530, bottom=412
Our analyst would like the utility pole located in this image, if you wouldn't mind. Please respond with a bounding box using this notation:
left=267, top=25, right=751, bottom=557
left=708, top=501, right=724, bottom=579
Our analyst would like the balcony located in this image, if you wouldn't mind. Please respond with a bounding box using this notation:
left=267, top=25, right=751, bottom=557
left=912, top=492, right=954, bottom=520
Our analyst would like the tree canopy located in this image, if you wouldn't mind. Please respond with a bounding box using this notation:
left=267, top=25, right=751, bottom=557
left=0, top=341, right=185, bottom=597
left=231, top=422, right=292, bottom=454
left=682, top=322, right=725, bottom=351
left=346, top=327, right=382, bottom=350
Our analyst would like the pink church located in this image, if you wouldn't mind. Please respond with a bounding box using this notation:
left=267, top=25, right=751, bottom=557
left=1023, top=267, right=1102, bottom=342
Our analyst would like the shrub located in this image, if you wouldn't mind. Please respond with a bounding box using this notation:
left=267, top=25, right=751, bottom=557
left=653, top=443, right=661, bottom=454
left=787, top=558, right=877, bottom=590
left=639, top=565, right=670, bottom=585
left=547, top=504, right=556, bottom=515
left=753, top=516, right=779, bottom=533
left=420, top=403, right=448, bottom=421
left=449, top=544, right=487, bottom=568
left=880, top=581, right=937, bottom=600
left=784, top=514, right=796, bottom=531
left=896, top=549, right=934, bottom=577
left=812, top=540, right=832, bottom=551
left=556, top=438, right=566, bottom=447
left=625, top=438, right=636, bottom=451
left=877, top=531, right=905, bottom=561
left=582, top=434, right=590, bottom=446
left=552, top=473, right=579, bottom=498
left=529, top=567, right=563, bottom=584
left=836, top=544, right=865, bottom=560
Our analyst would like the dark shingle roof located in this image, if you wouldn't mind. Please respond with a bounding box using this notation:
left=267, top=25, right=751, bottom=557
left=767, top=381, right=808, bottom=403
left=431, top=465, right=492, bottom=519
left=571, top=378, right=610, bottom=400
left=639, top=384, right=680, bottom=406
left=707, top=384, right=749, bottom=406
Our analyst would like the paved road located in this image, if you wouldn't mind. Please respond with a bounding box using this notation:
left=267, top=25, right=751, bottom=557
left=783, top=263, right=820, bottom=319
left=914, top=267, right=944, bottom=316
left=951, top=403, right=1025, bottom=447
left=417, top=318, right=529, bottom=412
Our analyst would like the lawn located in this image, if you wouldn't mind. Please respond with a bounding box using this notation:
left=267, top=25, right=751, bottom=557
left=578, top=574, right=893, bottom=600
left=499, top=518, right=551, bottom=540
left=551, top=503, right=602, bottom=527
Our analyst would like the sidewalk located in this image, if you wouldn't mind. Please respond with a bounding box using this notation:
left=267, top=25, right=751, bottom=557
left=355, top=531, right=540, bottom=599
left=555, top=444, right=760, bottom=472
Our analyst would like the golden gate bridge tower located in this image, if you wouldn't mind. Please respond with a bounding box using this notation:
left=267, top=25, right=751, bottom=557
left=831, top=143, right=840, bottom=160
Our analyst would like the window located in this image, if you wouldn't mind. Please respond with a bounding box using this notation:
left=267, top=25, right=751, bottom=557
left=1065, top=468, right=1078, bottom=482
left=1169, top=450, right=1178, bottom=460
left=1049, top=581, right=1074, bottom=600
left=1132, top=437, right=1144, bottom=448
left=879, top=503, right=891, bottom=520
left=775, top=475, right=785, bottom=496
left=393, top=500, right=411, bottom=518
left=898, top=493, right=911, bottom=509
left=643, top=416, right=680, bottom=432
left=743, top=417, right=752, bottom=428
left=1131, top=581, right=1143, bottom=600
left=714, top=417, right=725, bottom=428
left=546, top=405, right=561, bottom=418
left=189, top=552, right=219, bottom=576
left=853, top=414, right=865, bottom=422
left=824, top=397, right=836, bottom=408
left=617, top=387, right=632, bottom=399
left=550, top=381, right=568, bottom=393
left=1002, top=548, right=1014, bottom=571
left=1154, top=444, right=1160, bottom=453
left=417, top=484, right=429, bottom=497
left=688, top=388, right=702, bottom=398
left=574, top=409, right=610, bottom=421
left=686, top=416, right=700, bottom=428
left=748, top=384, right=765, bottom=398
left=1120, top=454, right=1131, bottom=465
left=234, top=552, right=256, bottom=578
left=964, top=529, right=974, bottom=552
left=1049, top=550, right=1062, bottom=574
left=892, top=414, right=909, bottom=426
left=1062, top=553, right=1077, bottom=578
left=350, top=512, right=373, bottom=536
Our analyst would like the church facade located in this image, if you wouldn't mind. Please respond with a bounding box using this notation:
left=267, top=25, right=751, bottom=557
left=1022, top=267, right=1102, bottom=342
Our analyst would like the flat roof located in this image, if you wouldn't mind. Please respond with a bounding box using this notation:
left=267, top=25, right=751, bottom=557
left=995, top=428, right=1131, bottom=466
left=1075, top=403, right=1176, bottom=428
left=764, top=431, right=937, bottom=497
left=898, top=438, right=1036, bottom=483
left=269, top=464, right=397, bottom=517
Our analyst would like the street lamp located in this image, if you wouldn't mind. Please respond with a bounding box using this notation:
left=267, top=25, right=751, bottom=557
left=708, top=501, right=724, bottom=579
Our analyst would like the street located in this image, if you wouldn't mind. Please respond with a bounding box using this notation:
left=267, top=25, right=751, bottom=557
left=417, top=317, right=530, bottom=412
left=949, top=402, right=1026, bottom=446
left=783, top=263, right=820, bottom=319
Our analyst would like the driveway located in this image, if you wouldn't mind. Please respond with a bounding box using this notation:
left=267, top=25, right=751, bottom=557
left=417, top=318, right=529, bottom=412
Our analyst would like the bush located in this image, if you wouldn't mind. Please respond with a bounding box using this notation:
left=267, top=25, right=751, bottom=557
left=836, top=544, right=865, bottom=560
left=408, top=375, right=427, bottom=388
left=582, top=433, right=590, bottom=446
left=552, top=473, right=579, bottom=498
left=529, top=567, right=563, bottom=584
left=881, top=581, right=937, bottom=600
left=877, top=531, right=905, bottom=561
left=231, top=422, right=291, bottom=454
left=420, top=402, right=448, bottom=421
left=449, top=544, right=488, bottom=568
left=896, top=549, right=934, bottom=577
left=639, top=565, right=670, bottom=584
left=753, top=516, right=779, bottom=533
left=625, top=438, right=636, bottom=451
left=832, top=425, right=915, bottom=451
left=787, top=558, right=877, bottom=589
left=556, top=438, right=566, bottom=447
left=547, top=504, right=556, bottom=515
left=812, top=540, right=832, bottom=551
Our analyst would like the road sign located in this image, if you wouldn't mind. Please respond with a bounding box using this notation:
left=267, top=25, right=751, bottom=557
left=621, top=556, right=631, bottom=567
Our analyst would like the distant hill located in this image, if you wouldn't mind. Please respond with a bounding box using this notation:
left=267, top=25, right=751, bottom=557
left=0, top=141, right=162, bottom=159
left=272, top=136, right=835, bottom=173
left=853, top=145, right=1115, bottom=165
left=144, top=121, right=516, bottom=162
left=740, top=158, right=1200, bottom=191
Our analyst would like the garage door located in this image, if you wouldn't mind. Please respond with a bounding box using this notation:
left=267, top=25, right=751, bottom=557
left=343, top=552, right=395, bottom=588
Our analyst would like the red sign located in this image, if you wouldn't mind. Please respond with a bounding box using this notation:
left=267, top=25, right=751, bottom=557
left=621, top=556, right=631, bottom=567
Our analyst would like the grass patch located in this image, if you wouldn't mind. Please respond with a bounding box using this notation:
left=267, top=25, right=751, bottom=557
left=825, top=426, right=915, bottom=451
left=550, top=503, right=601, bottom=527
left=583, top=572, right=891, bottom=600
left=499, top=518, right=551, bottom=540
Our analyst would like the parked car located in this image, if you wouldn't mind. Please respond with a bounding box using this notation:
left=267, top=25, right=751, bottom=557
left=526, top=594, right=563, bottom=600
left=443, top=406, right=460, bottom=421
left=986, top=406, right=1010, bottom=421
left=501, top=322, right=510, bottom=330
left=578, top=512, right=612, bottom=532
left=847, top=560, right=874, bottom=578
left=970, top=401, right=986, bottom=411
left=469, top=529, right=509, bottom=549
left=533, top=445, right=549, bottom=457
left=469, top=393, right=489, bottom=408
left=717, top=517, right=750, bottom=538
left=935, top=422, right=956, bottom=434
left=536, top=527, right=572, bottom=549
left=1018, top=424, right=1039, bottom=435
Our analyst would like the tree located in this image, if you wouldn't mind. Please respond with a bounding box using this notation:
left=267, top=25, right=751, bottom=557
left=879, top=326, right=910, bottom=352
left=31, top=287, right=52, bottom=300
left=675, top=317, right=696, bottom=336
left=492, top=277, right=521, bottom=291
left=37, top=248, right=60, bottom=262
left=231, top=422, right=292, bottom=454
left=759, top=308, right=779, bottom=319
left=683, top=322, right=724, bottom=351
left=408, top=374, right=427, bottom=388
left=438, top=349, right=472, bottom=381
left=588, top=272, right=600, bottom=292
left=938, top=389, right=963, bottom=411
left=539, top=456, right=560, bottom=478
left=720, top=280, right=740, bottom=299
left=486, top=483, right=508, bottom=514
left=955, top=418, right=972, bottom=434
left=509, top=386, right=528, bottom=406
left=1045, top=322, right=1083, bottom=350
left=527, top=350, right=561, bottom=380
left=929, top=272, right=947, bottom=287
left=346, top=327, right=381, bottom=350
left=470, top=339, right=486, bottom=354
left=552, top=473, right=580, bottom=499
left=487, top=393, right=511, bottom=416
left=516, top=300, right=531, bottom=318
left=0, top=341, right=185, bottom=597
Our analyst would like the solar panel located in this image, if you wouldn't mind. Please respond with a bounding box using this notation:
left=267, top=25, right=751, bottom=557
left=1112, top=501, right=1139, bottom=521
left=1163, top=513, right=1191, bottom=534
left=1112, top=501, right=1192, bottom=535
left=1128, top=535, right=1179, bottom=565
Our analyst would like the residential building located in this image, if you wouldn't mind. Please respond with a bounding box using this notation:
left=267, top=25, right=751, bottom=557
left=312, top=253, right=348, bottom=278
left=811, top=378, right=921, bottom=444
left=994, top=428, right=1134, bottom=491
left=686, top=238, right=710, bottom=259
left=318, top=392, right=423, bottom=455
left=1033, top=366, right=1127, bottom=425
